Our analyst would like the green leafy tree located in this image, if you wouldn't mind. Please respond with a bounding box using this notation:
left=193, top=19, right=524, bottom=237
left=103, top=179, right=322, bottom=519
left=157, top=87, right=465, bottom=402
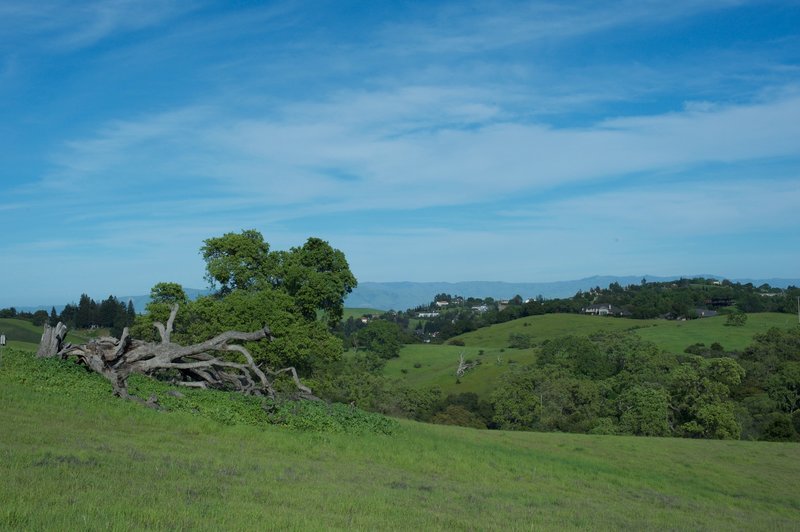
left=31, top=309, right=49, bottom=326
left=508, top=332, right=532, bottom=349
left=431, top=405, right=487, bottom=429
left=275, top=237, right=357, bottom=327
left=132, top=230, right=355, bottom=378
left=668, top=357, right=744, bottom=439
left=492, top=370, right=541, bottom=430
left=131, top=283, right=190, bottom=341
left=180, top=289, right=342, bottom=373
left=617, top=386, right=670, bottom=436
left=356, top=320, right=403, bottom=359
left=150, top=282, right=189, bottom=305
left=725, top=311, right=748, bottom=327
left=201, top=229, right=273, bottom=293
left=201, top=230, right=355, bottom=328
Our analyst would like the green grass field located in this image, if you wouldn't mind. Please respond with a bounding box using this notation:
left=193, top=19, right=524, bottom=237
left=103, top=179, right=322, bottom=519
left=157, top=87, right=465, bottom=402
left=1, top=347, right=798, bottom=530
left=383, top=344, right=537, bottom=396
left=454, top=314, right=663, bottom=348
left=342, top=307, right=384, bottom=320
left=0, top=318, right=88, bottom=351
left=636, top=312, right=798, bottom=353
left=453, top=312, right=795, bottom=353
left=381, top=313, right=797, bottom=397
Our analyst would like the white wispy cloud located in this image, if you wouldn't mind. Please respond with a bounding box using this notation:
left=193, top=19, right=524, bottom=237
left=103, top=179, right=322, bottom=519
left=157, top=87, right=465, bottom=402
left=379, top=0, right=752, bottom=54
left=0, top=0, right=198, bottom=50
left=3, top=0, right=798, bottom=305
left=41, top=88, right=800, bottom=214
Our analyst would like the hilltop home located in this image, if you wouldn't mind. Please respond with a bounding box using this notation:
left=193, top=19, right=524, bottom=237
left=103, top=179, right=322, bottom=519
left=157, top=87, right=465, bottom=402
left=694, top=308, right=718, bottom=318
left=582, top=303, right=630, bottom=317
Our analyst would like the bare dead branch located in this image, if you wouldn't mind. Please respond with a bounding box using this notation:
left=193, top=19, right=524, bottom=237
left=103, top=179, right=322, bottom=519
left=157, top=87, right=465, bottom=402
left=38, top=305, right=313, bottom=403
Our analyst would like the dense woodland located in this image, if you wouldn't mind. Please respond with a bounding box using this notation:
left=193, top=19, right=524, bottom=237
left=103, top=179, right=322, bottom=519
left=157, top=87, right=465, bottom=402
left=4, top=231, right=799, bottom=442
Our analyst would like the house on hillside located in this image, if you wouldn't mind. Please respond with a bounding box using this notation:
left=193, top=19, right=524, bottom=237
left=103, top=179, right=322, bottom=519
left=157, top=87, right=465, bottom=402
left=582, top=303, right=630, bottom=317
left=662, top=308, right=718, bottom=320
left=417, top=311, right=440, bottom=318
left=694, top=308, right=718, bottom=318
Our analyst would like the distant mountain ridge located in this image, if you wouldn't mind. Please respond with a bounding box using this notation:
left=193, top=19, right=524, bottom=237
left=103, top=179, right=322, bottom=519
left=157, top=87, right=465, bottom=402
left=343, top=275, right=800, bottom=311
left=13, top=276, right=800, bottom=314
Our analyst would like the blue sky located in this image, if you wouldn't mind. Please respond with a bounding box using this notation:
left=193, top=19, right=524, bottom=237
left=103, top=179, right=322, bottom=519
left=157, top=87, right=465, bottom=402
left=2, top=0, right=799, bottom=307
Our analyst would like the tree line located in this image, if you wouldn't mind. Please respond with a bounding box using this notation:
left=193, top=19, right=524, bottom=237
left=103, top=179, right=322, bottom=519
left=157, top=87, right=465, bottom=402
left=364, top=279, right=800, bottom=344
left=1, top=295, right=136, bottom=337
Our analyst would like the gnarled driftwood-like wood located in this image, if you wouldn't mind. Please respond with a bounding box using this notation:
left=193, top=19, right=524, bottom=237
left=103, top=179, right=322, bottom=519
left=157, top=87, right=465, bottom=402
left=38, top=304, right=315, bottom=403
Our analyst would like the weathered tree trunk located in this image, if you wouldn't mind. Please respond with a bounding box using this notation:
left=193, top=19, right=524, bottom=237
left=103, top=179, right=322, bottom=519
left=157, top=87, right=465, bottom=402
left=456, top=352, right=479, bottom=377
left=38, top=304, right=314, bottom=402
left=37, top=322, right=68, bottom=358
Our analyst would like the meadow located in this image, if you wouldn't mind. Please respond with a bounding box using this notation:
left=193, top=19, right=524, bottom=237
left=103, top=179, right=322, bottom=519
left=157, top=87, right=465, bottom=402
left=452, top=312, right=794, bottom=353
left=2, top=347, right=799, bottom=530
left=383, top=344, right=537, bottom=397
left=0, top=318, right=88, bottom=351
left=380, top=312, right=796, bottom=397
left=342, top=307, right=384, bottom=320
left=635, top=312, right=798, bottom=353
left=453, top=314, right=661, bottom=348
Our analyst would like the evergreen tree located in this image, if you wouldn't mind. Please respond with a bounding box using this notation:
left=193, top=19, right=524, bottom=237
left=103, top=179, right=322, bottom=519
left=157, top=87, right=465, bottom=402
left=126, top=300, right=136, bottom=326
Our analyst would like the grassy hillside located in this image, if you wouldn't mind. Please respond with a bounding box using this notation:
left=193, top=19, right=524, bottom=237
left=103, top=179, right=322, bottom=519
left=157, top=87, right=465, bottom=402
left=342, top=307, right=384, bottom=320
left=1, top=347, right=798, bottom=530
left=453, top=312, right=795, bottom=353
left=636, top=312, right=798, bottom=353
left=381, top=313, right=796, bottom=397
left=383, top=344, right=537, bottom=396
left=454, top=314, right=662, bottom=348
left=0, top=318, right=88, bottom=350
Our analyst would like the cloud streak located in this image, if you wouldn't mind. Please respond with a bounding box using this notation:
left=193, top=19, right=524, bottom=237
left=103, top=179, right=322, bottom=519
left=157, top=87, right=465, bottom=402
left=41, top=89, right=800, bottom=214
left=0, top=0, right=197, bottom=51
left=2, top=0, right=799, bottom=306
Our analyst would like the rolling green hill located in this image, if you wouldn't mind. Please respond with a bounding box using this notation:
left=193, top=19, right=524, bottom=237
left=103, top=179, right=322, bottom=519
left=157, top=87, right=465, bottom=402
left=635, top=312, right=798, bottom=353
left=453, top=314, right=661, bottom=348
left=380, top=313, right=796, bottom=397
left=383, top=344, right=537, bottom=396
left=453, top=312, right=795, bottom=353
left=0, top=318, right=88, bottom=351
left=342, top=307, right=384, bottom=320
left=1, top=347, right=798, bottom=530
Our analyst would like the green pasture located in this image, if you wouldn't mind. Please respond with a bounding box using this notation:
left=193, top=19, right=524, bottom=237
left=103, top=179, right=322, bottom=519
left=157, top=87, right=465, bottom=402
left=452, top=312, right=796, bottom=354
left=454, top=314, right=662, bottom=348
left=342, top=307, right=383, bottom=320
left=0, top=318, right=88, bottom=351
left=635, top=312, right=798, bottom=353
left=1, top=347, right=799, bottom=530
left=382, top=313, right=799, bottom=397
left=384, top=344, right=537, bottom=396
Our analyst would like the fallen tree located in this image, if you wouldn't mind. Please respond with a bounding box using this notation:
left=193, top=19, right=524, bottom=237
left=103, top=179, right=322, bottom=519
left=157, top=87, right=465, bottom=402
left=456, top=351, right=480, bottom=377
left=37, top=304, right=314, bottom=404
